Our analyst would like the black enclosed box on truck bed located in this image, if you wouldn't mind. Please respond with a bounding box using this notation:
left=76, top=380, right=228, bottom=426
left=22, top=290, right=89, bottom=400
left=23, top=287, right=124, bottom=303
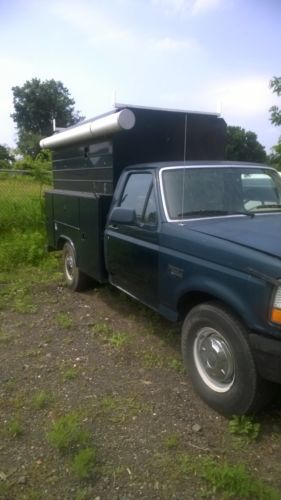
left=43, top=104, right=226, bottom=282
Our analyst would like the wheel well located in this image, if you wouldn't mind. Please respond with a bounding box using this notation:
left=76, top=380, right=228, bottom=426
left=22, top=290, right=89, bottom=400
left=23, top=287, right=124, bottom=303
left=178, top=291, right=214, bottom=321
left=57, top=237, right=69, bottom=250
left=177, top=291, right=245, bottom=327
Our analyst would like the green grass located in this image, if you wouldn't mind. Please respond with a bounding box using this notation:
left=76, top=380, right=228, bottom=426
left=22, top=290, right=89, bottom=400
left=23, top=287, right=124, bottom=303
left=92, top=322, right=130, bottom=348
left=92, top=322, right=112, bottom=336
left=0, top=176, right=49, bottom=272
left=98, top=395, right=147, bottom=423
left=57, top=312, right=73, bottom=329
left=163, top=433, right=181, bottom=450
left=32, top=391, right=52, bottom=410
left=140, top=350, right=183, bottom=372
left=0, top=230, right=47, bottom=271
left=72, top=447, right=97, bottom=479
left=229, top=415, right=261, bottom=442
left=0, top=176, right=45, bottom=233
left=0, top=255, right=61, bottom=313
left=167, top=358, right=184, bottom=372
left=74, top=489, right=91, bottom=500
left=153, top=451, right=281, bottom=499
left=107, top=332, right=129, bottom=347
left=63, top=368, right=78, bottom=380
left=200, top=457, right=280, bottom=499
left=141, top=350, right=163, bottom=368
left=47, top=413, right=90, bottom=452
left=6, top=418, right=24, bottom=438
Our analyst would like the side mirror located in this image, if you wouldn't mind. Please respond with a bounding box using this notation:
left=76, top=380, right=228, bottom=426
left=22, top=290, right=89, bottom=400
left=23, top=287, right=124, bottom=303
left=110, top=207, right=136, bottom=225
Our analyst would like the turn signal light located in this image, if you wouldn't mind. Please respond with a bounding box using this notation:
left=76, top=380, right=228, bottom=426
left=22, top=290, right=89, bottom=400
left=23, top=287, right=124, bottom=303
left=271, top=308, right=281, bottom=325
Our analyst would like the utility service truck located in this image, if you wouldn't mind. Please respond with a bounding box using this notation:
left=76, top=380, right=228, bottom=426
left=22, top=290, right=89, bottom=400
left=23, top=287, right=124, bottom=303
left=41, top=104, right=281, bottom=415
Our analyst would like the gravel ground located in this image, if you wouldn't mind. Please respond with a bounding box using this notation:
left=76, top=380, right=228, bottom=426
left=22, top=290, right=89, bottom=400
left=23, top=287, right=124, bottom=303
left=1, top=269, right=281, bottom=499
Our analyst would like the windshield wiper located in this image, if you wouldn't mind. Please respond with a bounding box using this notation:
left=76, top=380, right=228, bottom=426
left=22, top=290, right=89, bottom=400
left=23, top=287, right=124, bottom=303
left=252, top=204, right=281, bottom=210
left=226, top=210, right=255, bottom=218
left=178, top=210, right=254, bottom=218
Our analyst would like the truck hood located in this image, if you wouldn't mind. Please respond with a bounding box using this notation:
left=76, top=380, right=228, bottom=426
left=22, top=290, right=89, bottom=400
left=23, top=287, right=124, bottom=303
left=187, top=214, right=281, bottom=259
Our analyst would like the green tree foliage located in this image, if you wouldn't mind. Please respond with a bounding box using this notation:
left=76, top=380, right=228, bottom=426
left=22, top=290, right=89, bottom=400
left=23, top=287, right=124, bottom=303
left=269, top=142, right=281, bottom=171
left=269, top=76, right=281, bottom=171
left=269, top=76, right=281, bottom=126
left=11, top=78, right=83, bottom=157
left=14, top=150, right=52, bottom=183
left=0, top=145, right=15, bottom=169
left=226, top=126, right=266, bottom=163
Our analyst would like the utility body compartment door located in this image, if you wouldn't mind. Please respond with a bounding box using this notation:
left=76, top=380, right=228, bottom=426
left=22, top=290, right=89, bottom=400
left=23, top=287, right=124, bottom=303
left=105, top=171, right=159, bottom=308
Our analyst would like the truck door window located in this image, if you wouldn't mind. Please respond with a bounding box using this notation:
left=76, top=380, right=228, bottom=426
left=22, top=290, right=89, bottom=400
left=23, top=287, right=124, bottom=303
left=119, top=173, right=153, bottom=223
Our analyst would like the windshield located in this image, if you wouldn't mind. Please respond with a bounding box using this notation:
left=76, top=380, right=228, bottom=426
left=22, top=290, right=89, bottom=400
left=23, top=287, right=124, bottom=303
left=161, top=166, right=281, bottom=220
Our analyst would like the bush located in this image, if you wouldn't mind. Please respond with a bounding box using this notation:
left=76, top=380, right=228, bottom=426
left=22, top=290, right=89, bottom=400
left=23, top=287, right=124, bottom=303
left=14, top=150, right=52, bottom=183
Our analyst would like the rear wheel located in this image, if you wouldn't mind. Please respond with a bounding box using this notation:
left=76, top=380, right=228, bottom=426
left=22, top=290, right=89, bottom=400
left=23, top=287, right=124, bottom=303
left=62, top=242, right=89, bottom=291
left=181, top=302, right=273, bottom=415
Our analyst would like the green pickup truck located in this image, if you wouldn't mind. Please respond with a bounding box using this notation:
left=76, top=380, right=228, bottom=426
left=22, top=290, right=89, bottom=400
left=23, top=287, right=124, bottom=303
left=41, top=105, right=281, bottom=415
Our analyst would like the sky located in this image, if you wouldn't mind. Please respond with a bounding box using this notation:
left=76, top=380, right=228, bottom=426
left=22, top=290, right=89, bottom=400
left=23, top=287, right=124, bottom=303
left=0, top=0, right=280, bottom=152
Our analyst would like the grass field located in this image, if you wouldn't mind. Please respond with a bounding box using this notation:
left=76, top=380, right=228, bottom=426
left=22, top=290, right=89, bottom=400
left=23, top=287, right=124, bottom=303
left=0, top=175, right=49, bottom=271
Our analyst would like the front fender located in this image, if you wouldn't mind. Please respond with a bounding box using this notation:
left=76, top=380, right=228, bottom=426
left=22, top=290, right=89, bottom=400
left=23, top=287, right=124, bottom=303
left=160, top=252, right=270, bottom=332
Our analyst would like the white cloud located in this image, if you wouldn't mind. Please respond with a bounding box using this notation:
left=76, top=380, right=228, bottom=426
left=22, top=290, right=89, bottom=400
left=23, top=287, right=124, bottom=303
left=48, top=0, right=201, bottom=54
left=48, top=0, right=133, bottom=46
left=0, top=57, right=36, bottom=146
left=153, top=36, right=200, bottom=52
left=209, top=76, right=280, bottom=151
left=153, top=0, right=191, bottom=12
left=213, top=77, right=274, bottom=117
left=192, top=0, right=225, bottom=15
left=152, top=0, right=227, bottom=15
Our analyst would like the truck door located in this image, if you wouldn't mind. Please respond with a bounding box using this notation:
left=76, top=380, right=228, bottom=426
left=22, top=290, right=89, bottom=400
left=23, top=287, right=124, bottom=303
left=105, top=172, right=159, bottom=308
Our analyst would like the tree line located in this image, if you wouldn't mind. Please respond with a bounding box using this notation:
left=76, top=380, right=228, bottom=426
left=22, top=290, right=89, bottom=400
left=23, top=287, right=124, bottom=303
left=1, top=77, right=281, bottom=174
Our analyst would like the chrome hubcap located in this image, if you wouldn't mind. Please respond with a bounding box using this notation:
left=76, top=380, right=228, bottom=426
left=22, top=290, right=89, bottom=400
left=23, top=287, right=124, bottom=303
left=194, top=327, right=235, bottom=392
left=65, top=252, right=74, bottom=281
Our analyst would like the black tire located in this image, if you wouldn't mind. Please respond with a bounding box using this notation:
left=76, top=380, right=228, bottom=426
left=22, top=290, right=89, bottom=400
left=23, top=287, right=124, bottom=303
left=62, top=242, right=89, bottom=292
left=181, top=302, right=273, bottom=416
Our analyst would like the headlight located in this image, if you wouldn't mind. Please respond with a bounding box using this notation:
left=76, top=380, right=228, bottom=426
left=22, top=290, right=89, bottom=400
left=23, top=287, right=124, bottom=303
left=270, top=286, right=281, bottom=324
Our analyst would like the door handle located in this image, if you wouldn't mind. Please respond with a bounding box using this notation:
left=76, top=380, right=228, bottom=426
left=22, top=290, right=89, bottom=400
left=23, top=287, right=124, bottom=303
left=108, top=224, right=119, bottom=230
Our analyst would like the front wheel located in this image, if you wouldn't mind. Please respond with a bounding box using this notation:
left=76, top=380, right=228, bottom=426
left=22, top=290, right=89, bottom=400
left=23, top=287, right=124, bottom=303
left=62, top=242, right=89, bottom=292
left=181, top=302, right=273, bottom=415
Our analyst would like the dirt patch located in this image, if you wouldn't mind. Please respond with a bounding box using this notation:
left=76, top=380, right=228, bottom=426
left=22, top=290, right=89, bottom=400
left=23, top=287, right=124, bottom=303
left=1, top=271, right=281, bottom=499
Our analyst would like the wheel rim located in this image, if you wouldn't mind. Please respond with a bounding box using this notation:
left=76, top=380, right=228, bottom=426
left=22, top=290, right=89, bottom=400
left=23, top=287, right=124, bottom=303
left=64, top=249, right=75, bottom=282
left=193, top=327, right=235, bottom=393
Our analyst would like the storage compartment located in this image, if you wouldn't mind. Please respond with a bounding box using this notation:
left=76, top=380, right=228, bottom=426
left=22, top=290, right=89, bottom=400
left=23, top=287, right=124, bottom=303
left=46, top=190, right=112, bottom=282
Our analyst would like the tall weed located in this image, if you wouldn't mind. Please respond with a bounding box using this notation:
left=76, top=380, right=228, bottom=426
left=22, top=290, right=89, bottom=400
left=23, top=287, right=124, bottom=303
left=0, top=175, right=49, bottom=270
left=0, top=176, right=45, bottom=234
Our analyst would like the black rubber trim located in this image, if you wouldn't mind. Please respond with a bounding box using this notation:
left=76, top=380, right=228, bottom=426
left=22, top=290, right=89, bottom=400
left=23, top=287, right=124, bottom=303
left=249, top=333, right=281, bottom=383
